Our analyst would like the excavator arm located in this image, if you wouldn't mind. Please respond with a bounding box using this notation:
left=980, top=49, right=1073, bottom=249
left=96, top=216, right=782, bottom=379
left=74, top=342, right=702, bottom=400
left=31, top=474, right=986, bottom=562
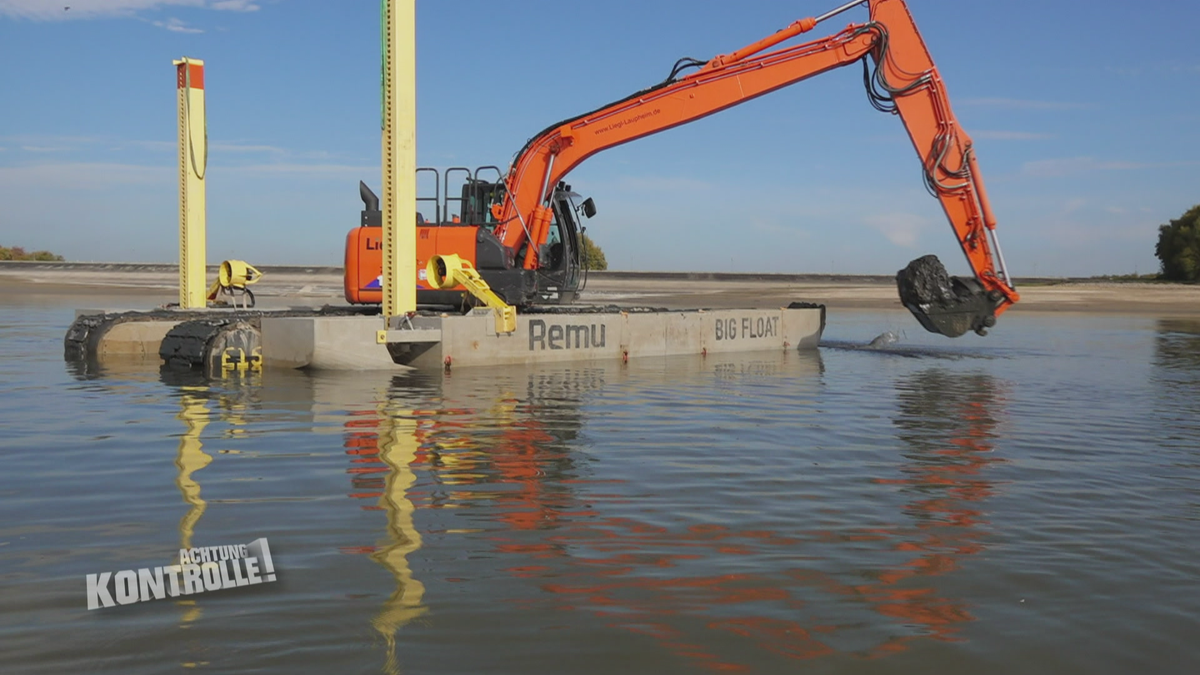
left=493, top=0, right=1019, bottom=337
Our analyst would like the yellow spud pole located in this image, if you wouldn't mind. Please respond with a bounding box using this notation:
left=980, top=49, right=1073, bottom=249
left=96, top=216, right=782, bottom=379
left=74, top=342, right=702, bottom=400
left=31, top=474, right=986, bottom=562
left=382, top=0, right=417, bottom=323
left=174, top=57, right=208, bottom=309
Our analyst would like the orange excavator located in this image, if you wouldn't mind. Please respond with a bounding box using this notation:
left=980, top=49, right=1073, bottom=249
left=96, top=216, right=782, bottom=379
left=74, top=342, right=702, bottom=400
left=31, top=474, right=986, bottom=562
left=345, top=0, right=1020, bottom=337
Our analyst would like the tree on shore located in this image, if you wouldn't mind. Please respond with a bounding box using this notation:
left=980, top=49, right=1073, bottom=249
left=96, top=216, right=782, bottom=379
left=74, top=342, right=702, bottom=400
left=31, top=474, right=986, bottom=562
left=1155, top=205, right=1200, bottom=282
left=0, top=246, right=65, bottom=262
left=581, top=233, right=607, bottom=271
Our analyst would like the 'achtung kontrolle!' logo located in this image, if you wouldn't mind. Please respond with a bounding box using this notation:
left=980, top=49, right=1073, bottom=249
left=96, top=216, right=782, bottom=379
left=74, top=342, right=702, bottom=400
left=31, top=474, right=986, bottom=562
left=86, top=538, right=277, bottom=610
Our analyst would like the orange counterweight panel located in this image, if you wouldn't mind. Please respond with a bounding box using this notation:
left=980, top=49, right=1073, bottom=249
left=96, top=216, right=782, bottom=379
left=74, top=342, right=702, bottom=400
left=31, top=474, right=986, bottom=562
left=344, top=227, right=384, bottom=304
left=344, top=226, right=479, bottom=305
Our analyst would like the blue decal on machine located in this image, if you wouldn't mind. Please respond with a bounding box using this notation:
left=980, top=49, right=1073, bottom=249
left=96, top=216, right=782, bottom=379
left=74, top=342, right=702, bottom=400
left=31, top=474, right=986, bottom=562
left=366, top=273, right=430, bottom=291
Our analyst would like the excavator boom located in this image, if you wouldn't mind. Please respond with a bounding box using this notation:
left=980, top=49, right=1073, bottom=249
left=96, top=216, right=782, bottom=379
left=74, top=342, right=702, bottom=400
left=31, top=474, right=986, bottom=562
left=492, top=0, right=1019, bottom=337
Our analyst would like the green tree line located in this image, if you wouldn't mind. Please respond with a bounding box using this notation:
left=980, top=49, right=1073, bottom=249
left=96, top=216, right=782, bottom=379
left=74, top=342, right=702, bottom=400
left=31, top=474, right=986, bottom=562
left=0, top=246, right=65, bottom=262
left=581, top=232, right=607, bottom=271
left=1156, top=204, right=1200, bottom=282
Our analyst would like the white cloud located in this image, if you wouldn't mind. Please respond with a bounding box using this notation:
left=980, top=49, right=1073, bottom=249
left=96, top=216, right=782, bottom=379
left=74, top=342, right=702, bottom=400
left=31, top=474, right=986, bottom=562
left=128, top=139, right=284, bottom=153
left=1, top=134, right=353, bottom=167
left=611, top=175, right=714, bottom=193
left=209, top=141, right=284, bottom=153
left=6, top=134, right=160, bottom=154
left=0, top=157, right=369, bottom=186
left=128, top=139, right=177, bottom=152
left=1, top=133, right=105, bottom=146
left=972, top=130, right=1056, bottom=141
left=1021, top=157, right=1199, bottom=178
left=2, top=1, right=194, bottom=20
left=223, top=162, right=375, bottom=177
left=1039, top=218, right=1158, bottom=246
left=1023, top=157, right=1142, bottom=178
left=0, top=162, right=172, bottom=189
left=747, top=218, right=809, bottom=239
left=152, top=16, right=201, bottom=32
left=1105, top=66, right=1142, bottom=77
left=1062, top=197, right=1087, bottom=214
left=210, top=0, right=257, bottom=10
left=0, top=1, right=262, bottom=21
left=863, top=213, right=932, bottom=248
left=960, top=98, right=1086, bottom=111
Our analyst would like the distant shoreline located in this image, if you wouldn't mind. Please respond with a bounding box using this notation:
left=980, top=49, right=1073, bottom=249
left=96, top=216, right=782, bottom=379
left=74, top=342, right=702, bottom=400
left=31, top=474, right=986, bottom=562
left=0, top=260, right=1179, bottom=287
left=1, top=260, right=1197, bottom=315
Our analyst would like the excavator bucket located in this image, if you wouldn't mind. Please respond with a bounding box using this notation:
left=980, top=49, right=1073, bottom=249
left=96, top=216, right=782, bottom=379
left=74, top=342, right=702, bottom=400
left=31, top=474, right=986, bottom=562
left=896, top=255, right=1000, bottom=338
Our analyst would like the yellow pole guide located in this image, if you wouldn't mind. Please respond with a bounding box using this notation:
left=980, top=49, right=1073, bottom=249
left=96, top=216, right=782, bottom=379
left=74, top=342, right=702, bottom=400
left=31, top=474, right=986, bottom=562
left=174, top=57, right=208, bottom=309
left=382, top=0, right=418, bottom=323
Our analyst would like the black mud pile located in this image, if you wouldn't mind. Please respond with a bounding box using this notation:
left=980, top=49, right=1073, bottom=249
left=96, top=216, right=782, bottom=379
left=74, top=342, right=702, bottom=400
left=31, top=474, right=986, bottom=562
left=896, top=255, right=998, bottom=338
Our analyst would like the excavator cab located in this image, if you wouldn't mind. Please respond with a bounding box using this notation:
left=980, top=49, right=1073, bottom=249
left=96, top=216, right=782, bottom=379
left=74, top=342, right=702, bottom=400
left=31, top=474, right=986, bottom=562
left=460, top=176, right=506, bottom=230
left=344, top=169, right=595, bottom=307
left=539, top=183, right=591, bottom=302
left=452, top=175, right=591, bottom=303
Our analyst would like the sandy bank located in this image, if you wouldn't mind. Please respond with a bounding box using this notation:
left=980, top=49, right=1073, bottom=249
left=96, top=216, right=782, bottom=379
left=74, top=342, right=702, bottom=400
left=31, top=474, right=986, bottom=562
left=1, top=261, right=1197, bottom=315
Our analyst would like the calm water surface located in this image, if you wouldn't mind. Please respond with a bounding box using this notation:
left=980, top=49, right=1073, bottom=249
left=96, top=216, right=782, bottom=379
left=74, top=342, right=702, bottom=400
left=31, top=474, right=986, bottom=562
left=1, top=296, right=1198, bottom=674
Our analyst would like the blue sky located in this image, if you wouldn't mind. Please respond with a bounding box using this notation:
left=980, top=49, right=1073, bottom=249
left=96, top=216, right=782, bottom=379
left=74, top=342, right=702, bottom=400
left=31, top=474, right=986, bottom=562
left=1, top=0, right=1198, bottom=276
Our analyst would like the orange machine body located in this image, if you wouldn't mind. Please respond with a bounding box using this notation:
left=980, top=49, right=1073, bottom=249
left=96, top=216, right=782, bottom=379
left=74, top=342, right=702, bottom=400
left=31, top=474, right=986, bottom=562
left=345, top=0, right=1019, bottom=331
left=344, top=225, right=480, bottom=305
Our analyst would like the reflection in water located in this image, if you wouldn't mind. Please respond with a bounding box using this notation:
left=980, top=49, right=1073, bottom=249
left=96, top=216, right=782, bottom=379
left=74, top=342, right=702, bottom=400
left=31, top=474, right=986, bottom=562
left=350, top=355, right=898, bottom=668
left=158, top=349, right=1000, bottom=671
left=1151, top=319, right=1200, bottom=453
left=339, top=369, right=596, bottom=672
left=484, top=356, right=840, bottom=670
left=18, top=307, right=1200, bottom=675
left=336, top=376, right=432, bottom=675
left=382, top=355, right=1002, bottom=670
left=162, top=368, right=428, bottom=669
left=1153, top=319, right=1200, bottom=385
left=864, top=369, right=1003, bottom=654
left=162, top=371, right=262, bottom=636
left=175, top=387, right=213, bottom=627
left=371, top=394, right=428, bottom=675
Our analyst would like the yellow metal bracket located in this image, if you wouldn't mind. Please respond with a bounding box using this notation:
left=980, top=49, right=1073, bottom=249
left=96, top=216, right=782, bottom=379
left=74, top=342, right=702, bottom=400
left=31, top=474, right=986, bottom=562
left=426, top=254, right=517, bottom=334
left=220, top=346, right=262, bottom=375
left=207, top=259, right=263, bottom=308
left=207, top=258, right=261, bottom=295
